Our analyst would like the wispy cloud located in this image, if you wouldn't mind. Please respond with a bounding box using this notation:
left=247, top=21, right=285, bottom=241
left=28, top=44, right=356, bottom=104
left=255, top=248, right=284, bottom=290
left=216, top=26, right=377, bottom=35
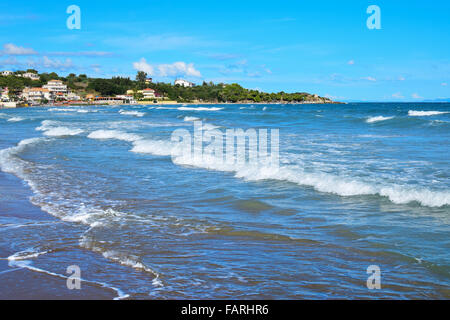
left=207, top=53, right=241, bottom=61
left=362, top=76, right=377, bottom=82
left=133, top=58, right=201, bottom=78
left=46, top=51, right=114, bottom=57
left=347, top=60, right=355, bottom=65
left=106, top=34, right=227, bottom=51
left=0, top=55, right=75, bottom=71
left=412, top=93, right=423, bottom=99
left=2, top=43, right=37, bottom=56
left=29, top=56, right=74, bottom=70
left=392, top=92, right=404, bottom=99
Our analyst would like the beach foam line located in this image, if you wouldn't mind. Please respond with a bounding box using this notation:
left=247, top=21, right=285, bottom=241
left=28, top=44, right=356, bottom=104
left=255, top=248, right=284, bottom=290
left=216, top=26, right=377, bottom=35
left=366, top=116, right=394, bottom=123
left=79, top=232, right=163, bottom=287
left=6, top=248, right=49, bottom=261
left=119, top=110, right=145, bottom=117
left=178, top=107, right=223, bottom=111
left=7, top=259, right=129, bottom=300
left=408, top=110, right=449, bottom=117
left=88, top=130, right=142, bottom=142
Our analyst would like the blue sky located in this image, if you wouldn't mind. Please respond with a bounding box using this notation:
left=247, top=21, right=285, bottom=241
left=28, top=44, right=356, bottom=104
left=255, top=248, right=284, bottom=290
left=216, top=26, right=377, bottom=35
left=0, top=0, right=449, bottom=101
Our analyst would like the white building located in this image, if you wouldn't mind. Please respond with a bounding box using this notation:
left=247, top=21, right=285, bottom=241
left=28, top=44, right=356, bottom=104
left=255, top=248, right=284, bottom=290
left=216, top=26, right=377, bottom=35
left=174, top=79, right=194, bottom=88
left=21, top=72, right=40, bottom=81
left=141, top=88, right=156, bottom=99
left=43, top=80, right=68, bottom=94
left=1, top=87, right=9, bottom=101
left=1, top=71, right=13, bottom=76
left=22, top=88, right=51, bottom=102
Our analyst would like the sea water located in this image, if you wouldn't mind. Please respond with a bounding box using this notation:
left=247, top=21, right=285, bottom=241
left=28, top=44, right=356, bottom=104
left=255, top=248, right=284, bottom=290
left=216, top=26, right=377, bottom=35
left=0, top=103, right=449, bottom=299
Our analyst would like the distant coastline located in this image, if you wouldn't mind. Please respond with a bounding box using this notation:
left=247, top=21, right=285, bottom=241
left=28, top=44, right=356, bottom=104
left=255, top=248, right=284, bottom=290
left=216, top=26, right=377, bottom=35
left=1, top=70, right=338, bottom=108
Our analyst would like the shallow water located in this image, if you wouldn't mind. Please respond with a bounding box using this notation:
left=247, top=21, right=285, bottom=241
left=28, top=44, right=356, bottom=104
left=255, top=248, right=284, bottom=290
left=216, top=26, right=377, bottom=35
left=0, top=103, right=449, bottom=299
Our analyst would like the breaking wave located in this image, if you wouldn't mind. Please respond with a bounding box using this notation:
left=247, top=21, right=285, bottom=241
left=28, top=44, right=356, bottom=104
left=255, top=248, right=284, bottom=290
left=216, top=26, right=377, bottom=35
left=408, top=110, right=449, bottom=117
left=119, top=110, right=145, bottom=117
left=128, top=138, right=450, bottom=208
left=130, top=139, right=174, bottom=156
left=42, top=127, right=84, bottom=137
left=7, top=117, right=25, bottom=122
left=178, top=107, right=223, bottom=111
left=88, top=130, right=142, bottom=142
left=366, top=116, right=394, bottom=123
left=183, top=116, right=200, bottom=122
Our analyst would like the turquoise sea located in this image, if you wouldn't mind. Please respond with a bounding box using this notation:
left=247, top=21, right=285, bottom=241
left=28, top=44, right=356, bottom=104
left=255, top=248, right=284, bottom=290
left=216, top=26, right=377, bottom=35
left=0, top=103, right=449, bottom=299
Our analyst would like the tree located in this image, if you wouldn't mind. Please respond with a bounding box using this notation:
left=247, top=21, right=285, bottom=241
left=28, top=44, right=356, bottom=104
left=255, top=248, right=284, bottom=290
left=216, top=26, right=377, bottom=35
left=136, top=71, right=147, bottom=82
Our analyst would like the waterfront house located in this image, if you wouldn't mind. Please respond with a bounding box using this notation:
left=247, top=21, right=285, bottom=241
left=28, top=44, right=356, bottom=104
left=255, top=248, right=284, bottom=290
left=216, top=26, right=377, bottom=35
left=142, top=88, right=156, bottom=99
left=21, top=72, right=40, bottom=81
left=174, top=79, right=194, bottom=87
left=1, top=70, right=13, bottom=76
left=22, top=88, right=51, bottom=102
left=1, top=87, right=9, bottom=101
left=43, top=80, right=68, bottom=95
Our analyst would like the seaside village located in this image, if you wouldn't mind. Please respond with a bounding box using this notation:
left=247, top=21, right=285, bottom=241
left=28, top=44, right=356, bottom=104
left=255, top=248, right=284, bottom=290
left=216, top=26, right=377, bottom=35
left=0, top=70, right=196, bottom=108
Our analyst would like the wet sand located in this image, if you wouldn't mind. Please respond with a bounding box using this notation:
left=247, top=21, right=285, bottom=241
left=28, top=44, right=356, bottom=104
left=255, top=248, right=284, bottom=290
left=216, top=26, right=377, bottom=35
left=0, top=171, right=118, bottom=300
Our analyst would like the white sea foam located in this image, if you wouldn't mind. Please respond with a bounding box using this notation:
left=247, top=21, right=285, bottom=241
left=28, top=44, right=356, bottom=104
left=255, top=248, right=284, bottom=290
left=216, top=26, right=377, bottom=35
left=366, top=116, right=394, bottom=123
left=119, top=110, right=145, bottom=117
left=42, top=127, right=84, bottom=137
left=203, top=123, right=220, bottom=131
left=178, top=107, right=223, bottom=111
left=408, top=110, right=449, bottom=117
left=88, top=130, right=142, bottom=142
left=7, top=117, right=25, bottom=122
left=101, top=250, right=160, bottom=278
left=36, top=120, right=60, bottom=131
left=7, top=259, right=128, bottom=299
left=48, top=108, right=75, bottom=112
left=7, top=249, right=49, bottom=261
left=0, top=137, right=43, bottom=176
left=130, top=139, right=174, bottom=156
left=183, top=116, right=200, bottom=122
left=130, top=137, right=450, bottom=208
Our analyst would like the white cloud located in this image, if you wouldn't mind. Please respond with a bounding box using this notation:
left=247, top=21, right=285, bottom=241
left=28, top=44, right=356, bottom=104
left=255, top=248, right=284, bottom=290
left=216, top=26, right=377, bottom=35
left=441, top=82, right=448, bottom=86
left=392, top=92, right=404, bottom=99
left=2, top=43, right=37, bottom=55
left=362, top=76, right=376, bottom=82
left=158, top=62, right=201, bottom=77
left=412, top=93, right=423, bottom=99
left=23, top=56, right=74, bottom=70
left=48, top=51, right=113, bottom=57
left=133, top=58, right=155, bottom=75
left=398, top=76, right=405, bottom=81
left=347, top=60, right=355, bottom=65
left=133, top=58, right=201, bottom=78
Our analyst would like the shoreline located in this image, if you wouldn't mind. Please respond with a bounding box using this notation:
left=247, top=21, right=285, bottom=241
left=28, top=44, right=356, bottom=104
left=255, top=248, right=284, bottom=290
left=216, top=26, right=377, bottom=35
left=0, top=170, right=119, bottom=300
left=1, top=101, right=344, bottom=109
